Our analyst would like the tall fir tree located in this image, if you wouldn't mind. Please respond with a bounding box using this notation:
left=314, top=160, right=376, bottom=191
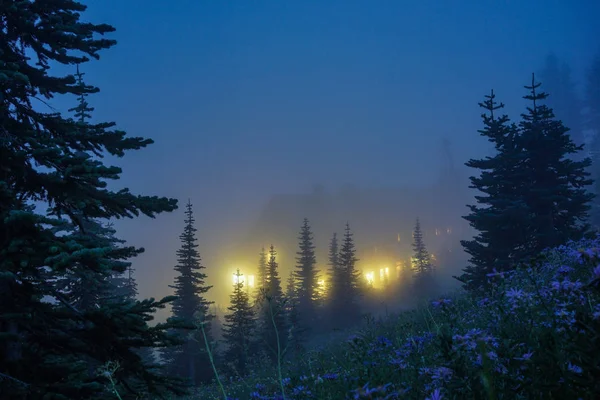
left=326, top=232, right=340, bottom=289
left=293, top=218, right=319, bottom=343
left=518, top=75, right=593, bottom=253
left=0, top=2, right=185, bottom=398
left=284, top=271, right=302, bottom=355
left=254, top=247, right=268, bottom=304
left=411, top=218, right=437, bottom=297
left=222, top=270, right=256, bottom=377
left=331, top=224, right=362, bottom=329
left=162, top=200, right=215, bottom=385
left=257, top=245, right=288, bottom=361
left=458, top=90, right=530, bottom=291
left=459, top=78, right=594, bottom=292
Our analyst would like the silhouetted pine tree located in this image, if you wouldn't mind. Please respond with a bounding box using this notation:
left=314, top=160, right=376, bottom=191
left=0, top=3, right=184, bottom=397
left=284, top=271, right=302, bottom=355
left=57, top=67, right=124, bottom=312
left=518, top=75, right=593, bottom=253
left=257, top=245, right=288, bottom=361
left=458, top=90, right=530, bottom=291
left=411, top=218, right=437, bottom=297
left=162, top=200, right=215, bottom=385
left=333, top=224, right=362, bottom=328
left=293, top=218, right=319, bottom=343
left=254, top=247, right=268, bottom=304
left=222, top=270, right=256, bottom=377
left=326, top=232, right=340, bottom=291
left=459, top=78, right=594, bottom=292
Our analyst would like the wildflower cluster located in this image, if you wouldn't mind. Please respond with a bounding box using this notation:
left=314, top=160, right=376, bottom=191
left=193, top=239, right=600, bottom=399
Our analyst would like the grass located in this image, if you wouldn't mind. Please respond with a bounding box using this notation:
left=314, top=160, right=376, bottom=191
left=177, top=238, right=600, bottom=399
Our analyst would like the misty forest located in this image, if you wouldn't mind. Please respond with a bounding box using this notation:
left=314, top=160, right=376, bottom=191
left=2, top=1, right=600, bottom=400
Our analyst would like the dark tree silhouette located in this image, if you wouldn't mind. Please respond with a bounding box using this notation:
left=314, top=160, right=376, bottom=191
left=293, top=218, right=320, bottom=343
left=411, top=218, right=437, bottom=297
left=162, top=201, right=215, bottom=385
left=458, top=89, right=530, bottom=291
left=222, top=270, right=256, bottom=376
left=329, top=224, right=362, bottom=329
left=254, top=247, right=268, bottom=304
left=0, top=2, right=183, bottom=397
left=256, top=245, right=288, bottom=361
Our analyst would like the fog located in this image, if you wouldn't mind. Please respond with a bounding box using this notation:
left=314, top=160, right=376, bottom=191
left=50, top=0, right=600, bottom=318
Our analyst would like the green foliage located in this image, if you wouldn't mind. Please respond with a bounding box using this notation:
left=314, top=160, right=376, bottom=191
left=0, top=1, right=182, bottom=398
left=460, top=77, right=593, bottom=292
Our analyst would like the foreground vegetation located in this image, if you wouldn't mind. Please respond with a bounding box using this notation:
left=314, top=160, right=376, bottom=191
left=185, top=238, right=600, bottom=400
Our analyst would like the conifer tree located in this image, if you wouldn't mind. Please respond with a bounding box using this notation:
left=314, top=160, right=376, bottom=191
left=162, top=200, right=215, bottom=385
left=293, top=218, right=319, bottom=342
left=0, top=3, right=184, bottom=398
left=254, top=247, right=268, bottom=303
left=284, top=271, right=302, bottom=355
left=411, top=218, right=437, bottom=297
left=518, top=75, right=593, bottom=253
left=458, top=90, right=530, bottom=291
left=222, top=270, right=255, bottom=376
left=459, top=78, right=593, bottom=292
left=331, top=224, right=362, bottom=328
left=257, top=245, right=288, bottom=361
left=326, top=233, right=340, bottom=298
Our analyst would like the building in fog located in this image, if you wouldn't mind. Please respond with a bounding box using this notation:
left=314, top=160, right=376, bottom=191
left=224, top=139, right=474, bottom=291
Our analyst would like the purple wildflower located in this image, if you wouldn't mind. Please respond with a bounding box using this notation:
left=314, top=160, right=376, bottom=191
left=425, top=388, right=444, bottom=400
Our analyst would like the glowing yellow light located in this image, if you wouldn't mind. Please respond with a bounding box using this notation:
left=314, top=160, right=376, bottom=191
left=318, top=279, right=325, bottom=288
left=232, top=273, right=245, bottom=285
left=247, top=274, right=255, bottom=288
left=379, top=269, right=384, bottom=280
left=365, top=271, right=374, bottom=284
left=385, top=267, right=389, bottom=277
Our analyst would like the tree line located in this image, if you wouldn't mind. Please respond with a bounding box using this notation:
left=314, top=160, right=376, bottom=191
left=161, top=208, right=438, bottom=384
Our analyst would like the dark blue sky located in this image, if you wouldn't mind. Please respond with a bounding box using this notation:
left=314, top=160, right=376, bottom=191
left=61, top=0, right=600, bottom=308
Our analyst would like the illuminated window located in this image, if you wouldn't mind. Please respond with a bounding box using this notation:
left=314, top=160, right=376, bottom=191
left=435, top=228, right=441, bottom=236
left=247, top=275, right=255, bottom=288
left=379, top=269, right=384, bottom=280
left=446, top=227, right=452, bottom=234
left=365, top=271, right=374, bottom=285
